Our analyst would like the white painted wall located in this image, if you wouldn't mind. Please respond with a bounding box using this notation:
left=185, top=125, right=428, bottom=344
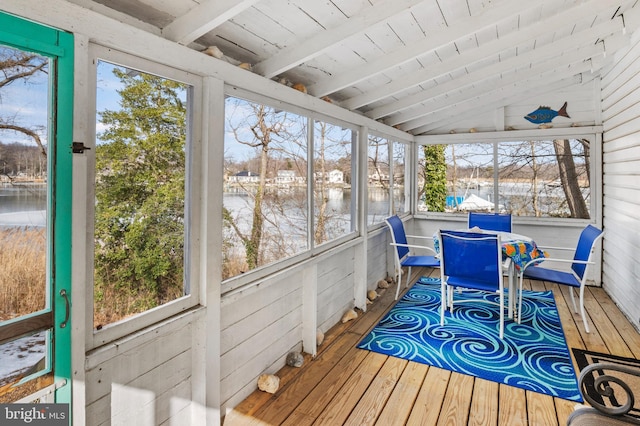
left=601, top=28, right=640, bottom=329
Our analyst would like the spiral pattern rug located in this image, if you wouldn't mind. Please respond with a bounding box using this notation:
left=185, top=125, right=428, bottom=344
left=357, top=276, right=581, bottom=401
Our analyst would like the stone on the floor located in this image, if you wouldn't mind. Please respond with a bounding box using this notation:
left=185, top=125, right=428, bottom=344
left=341, top=308, right=358, bottom=323
left=257, top=374, right=280, bottom=394
left=286, top=351, right=304, bottom=368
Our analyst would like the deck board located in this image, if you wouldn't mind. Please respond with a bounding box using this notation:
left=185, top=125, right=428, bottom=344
left=468, top=379, right=498, bottom=426
left=375, top=361, right=428, bottom=425
left=224, top=267, right=640, bottom=425
left=405, top=366, right=449, bottom=425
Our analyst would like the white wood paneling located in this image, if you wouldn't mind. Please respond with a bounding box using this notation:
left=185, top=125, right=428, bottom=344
left=317, top=249, right=356, bottom=329
left=367, top=226, right=390, bottom=285
left=601, top=28, right=640, bottom=329
left=84, top=310, right=201, bottom=425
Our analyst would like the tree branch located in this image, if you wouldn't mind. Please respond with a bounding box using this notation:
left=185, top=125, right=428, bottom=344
left=0, top=124, right=46, bottom=157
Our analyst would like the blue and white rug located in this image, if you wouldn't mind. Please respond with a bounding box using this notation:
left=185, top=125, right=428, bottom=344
left=357, top=276, right=581, bottom=401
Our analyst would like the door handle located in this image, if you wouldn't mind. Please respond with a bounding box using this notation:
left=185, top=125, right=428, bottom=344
left=59, top=289, right=70, bottom=328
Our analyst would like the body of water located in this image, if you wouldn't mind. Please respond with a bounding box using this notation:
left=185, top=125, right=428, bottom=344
left=0, top=184, right=47, bottom=227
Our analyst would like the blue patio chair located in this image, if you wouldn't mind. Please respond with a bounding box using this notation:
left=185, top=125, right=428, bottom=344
left=518, top=224, right=604, bottom=333
left=468, top=212, right=512, bottom=232
left=438, top=230, right=506, bottom=338
left=385, top=215, right=440, bottom=300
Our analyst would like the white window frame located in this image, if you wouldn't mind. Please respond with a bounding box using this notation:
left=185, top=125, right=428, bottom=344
left=414, top=127, right=602, bottom=224
left=221, top=87, right=362, bottom=294
left=84, top=44, right=203, bottom=348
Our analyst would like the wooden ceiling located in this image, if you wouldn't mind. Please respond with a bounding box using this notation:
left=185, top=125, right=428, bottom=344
left=67, top=0, right=639, bottom=135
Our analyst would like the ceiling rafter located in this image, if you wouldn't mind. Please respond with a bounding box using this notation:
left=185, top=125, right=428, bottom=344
left=412, top=75, right=588, bottom=135
left=251, top=0, right=423, bottom=78
left=375, top=19, right=624, bottom=124
left=162, top=0, right=259, bottom=45
left=392, top=47, right=603, bottom=130
left=307, top=0, right=564, bottom=98
left=342, top=0, right=619, bottom=112
left=403, top=62, right=594, bottom=134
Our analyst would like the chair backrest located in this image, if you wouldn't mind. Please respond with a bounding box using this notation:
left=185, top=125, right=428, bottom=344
left=438, top=230, right=502, bottom=288
left=468, top=212, right=512, bottom=232
left=385, top=215, right=409, bottom=260
left=572, top=225, right=604, bottom=279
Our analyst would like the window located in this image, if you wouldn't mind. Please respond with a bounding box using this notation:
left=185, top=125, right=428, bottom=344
left=367, top=135, right=390, bottom=226
left=418, top=136, right=592, bottom=218
left=497, top=139, right=591, bottom=218
left=392, top=141, right=409, bottom=215
left=223, top=96, right=309, bottom=279
left=91, top=49, right=201, bottom=338
left=222, top=95, right=357, bottom=280
left=314, top=120, right=355, bottom=243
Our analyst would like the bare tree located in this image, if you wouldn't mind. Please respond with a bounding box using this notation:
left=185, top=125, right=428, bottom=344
left=554, top=139, right=589, bottom=218
left=315, top=122, right=329, bottom=244
left=226, top=103, right=284, bottom=269
left=0, top=48, right=48, bottom=164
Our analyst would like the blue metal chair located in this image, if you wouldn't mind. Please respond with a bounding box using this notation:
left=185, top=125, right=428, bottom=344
left=518, top=225, right=604, bottom=333
left=468, top=212, right=512, bottom=232
left=438, top=230, right=506, bottom=338
left=385, top=215, right=439, bottom=300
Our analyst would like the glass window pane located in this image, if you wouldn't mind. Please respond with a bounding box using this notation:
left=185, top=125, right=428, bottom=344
left=223, top=97, right=309, bottom=279
left=314, top=121, right=354, bottom=244
left=0, top=46, right=48, bottom=321
left=419, top=138, right=591, bottom=219
left=367, top=135, right=390, bottom=226
left=94, top=61, right=190, bottom=327
left=498, top=139, right=591, bottom=218
left=0, top=331, right=52, bottom=403
left=419, top=143, right=495, bottom=213
left=392, top=141, right=407, bottom=215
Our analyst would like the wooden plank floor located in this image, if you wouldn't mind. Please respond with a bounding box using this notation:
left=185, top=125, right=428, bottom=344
left=224, top=268, right=640, bottom=425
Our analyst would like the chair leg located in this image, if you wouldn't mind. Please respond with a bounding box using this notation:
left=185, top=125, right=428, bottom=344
left=406, top=266, right=412, bottom=290
left=499, top=289, right=504, bottom=339
left=448, top=287, right=454, bottom=311
left=517, top=273, right=524, bottom=324
left=578, top=286, right=590, bottom=333
left=568, top=288, right=578, bottom=313
left=394, top=268, right=402, bottom=300
left=440, top=280, right=446, bottom=326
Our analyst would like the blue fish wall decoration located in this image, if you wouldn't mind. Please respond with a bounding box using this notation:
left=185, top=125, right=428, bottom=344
left=524, top=102, right=570, bottom=124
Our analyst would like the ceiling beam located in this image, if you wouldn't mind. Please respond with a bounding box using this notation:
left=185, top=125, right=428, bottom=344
left=403, top=64, right=593, bottom=135
left=393, top=32, right=626, bottom=128
left=342, top=0, right=621, bottom=111
left=414, top=66, right=603, bottom=135
left=162, top=0, right=259, bottom=45
left=251, top=0, right=424, bottom=79
left=392, top=49, right=601, bottom=130
left=412, top=76, right=583, bottom=135
left=375, top=21, right=622, bottom=124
